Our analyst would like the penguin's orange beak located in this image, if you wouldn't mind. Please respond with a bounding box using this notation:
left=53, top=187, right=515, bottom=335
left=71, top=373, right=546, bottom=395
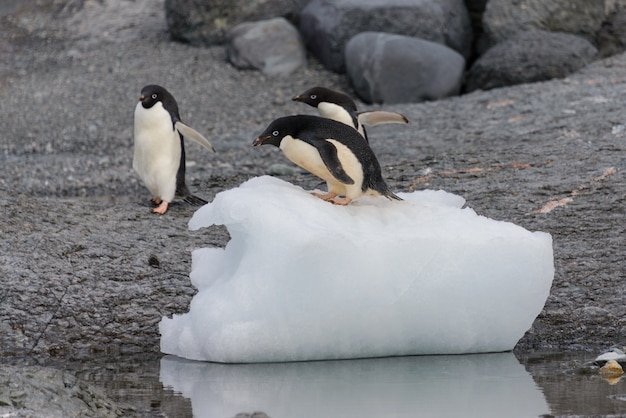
left=139, top=95, right=145, bottom=102
left=253, top=134, right=271, bottom=146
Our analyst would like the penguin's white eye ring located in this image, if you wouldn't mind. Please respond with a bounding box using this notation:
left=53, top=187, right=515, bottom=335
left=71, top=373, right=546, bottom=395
left=310, top=94, right=317, bottom=100
left=151, top=93, right=157, bottom=99
left=272, top=130, right=279, bottom=136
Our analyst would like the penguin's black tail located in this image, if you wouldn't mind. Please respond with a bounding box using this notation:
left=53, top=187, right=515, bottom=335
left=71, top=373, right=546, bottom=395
left=385, top=191, right=403, bottom=201
left=183, top=194, right=208, bottom=206
left=176, top=182, right=208, bottom=206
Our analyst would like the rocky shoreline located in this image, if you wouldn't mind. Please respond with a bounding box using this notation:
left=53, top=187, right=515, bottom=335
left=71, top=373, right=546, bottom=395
left=1, top=0, right=625, bottom=416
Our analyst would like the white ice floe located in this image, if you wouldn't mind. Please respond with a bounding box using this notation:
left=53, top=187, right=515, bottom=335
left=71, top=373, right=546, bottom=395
left=160, top=176, right=554, bottom=363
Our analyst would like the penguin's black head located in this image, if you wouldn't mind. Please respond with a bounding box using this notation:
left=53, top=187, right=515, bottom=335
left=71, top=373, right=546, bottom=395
left=253, top=115, right=303, bottom=148
left=139, top=84, right=176, bottom=110
left=292, top=86, right=356, bottom=111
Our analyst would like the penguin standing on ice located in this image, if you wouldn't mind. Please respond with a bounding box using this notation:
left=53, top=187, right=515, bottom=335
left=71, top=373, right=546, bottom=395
left=253, top=114, right=401, bottom=205
left=292, top=86, right=408, bottom=141
left=133, top=84, right=216, bottom=214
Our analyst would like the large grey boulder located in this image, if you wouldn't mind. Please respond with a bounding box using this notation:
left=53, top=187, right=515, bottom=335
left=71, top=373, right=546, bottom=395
left=482, top=0, right=605, bottom=48
left=299, top=0, right=472, bottom=73
left=165, top=0, right=298, bottom=46
left=465, top=30, right=598, bottom=92
left=345, top=32, right=466, bottom=104
left=226, top=17, right=307, bottom=77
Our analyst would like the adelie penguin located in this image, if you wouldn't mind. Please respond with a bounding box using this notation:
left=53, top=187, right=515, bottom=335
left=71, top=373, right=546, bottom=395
left=253, top=114, right=401, bottom=205
left=292, top=86, right=408, bottom=142
left=133, top=84, right=215, bottom=215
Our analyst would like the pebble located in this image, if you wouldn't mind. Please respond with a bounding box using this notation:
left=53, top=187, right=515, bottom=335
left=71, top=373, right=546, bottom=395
left=599, top=360, right=624, bottom=384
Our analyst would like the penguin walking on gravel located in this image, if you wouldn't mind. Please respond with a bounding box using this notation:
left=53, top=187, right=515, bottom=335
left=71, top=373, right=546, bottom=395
left=253, top=114, right=401, bottom=205
left=133, top=84, right=215, bottom=214
left=292, top=86, right=408, bottom=142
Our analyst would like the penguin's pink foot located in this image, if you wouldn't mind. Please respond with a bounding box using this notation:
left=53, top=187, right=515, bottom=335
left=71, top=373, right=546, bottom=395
left=311, top=191, right=337, bottom=201
left=152, top=201, right=169, bottom=214
left=151, top=197, right=162, bottom=206
left=330, top=196, right=352, bottom=206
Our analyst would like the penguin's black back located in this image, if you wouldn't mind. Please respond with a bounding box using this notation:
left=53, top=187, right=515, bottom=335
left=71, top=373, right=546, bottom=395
left=269, top=115, right=399, bottom=199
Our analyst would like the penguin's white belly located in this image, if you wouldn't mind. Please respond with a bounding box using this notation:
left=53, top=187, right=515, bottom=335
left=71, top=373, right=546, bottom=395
left=280, top=136, right=364, bottom=198
left=133, top=102, right=181, bottom=201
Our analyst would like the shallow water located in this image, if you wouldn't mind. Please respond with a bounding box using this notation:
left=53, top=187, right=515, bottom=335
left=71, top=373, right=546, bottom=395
left=65, top=351, right=626, bottom=417
left=517, top=351, right=626, bottom=416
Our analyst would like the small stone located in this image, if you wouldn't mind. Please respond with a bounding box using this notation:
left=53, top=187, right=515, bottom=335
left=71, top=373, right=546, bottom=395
left=599, top=359, right=624, bottom=384
left=148, top=255, right=160, bottom=268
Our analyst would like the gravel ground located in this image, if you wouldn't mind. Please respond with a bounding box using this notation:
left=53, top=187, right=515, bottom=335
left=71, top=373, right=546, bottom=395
left=1, top=0, right=625, bottom=368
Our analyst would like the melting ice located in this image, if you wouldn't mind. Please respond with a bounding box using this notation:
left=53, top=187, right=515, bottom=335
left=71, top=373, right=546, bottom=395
left=159, top=176, right=554, bottom=363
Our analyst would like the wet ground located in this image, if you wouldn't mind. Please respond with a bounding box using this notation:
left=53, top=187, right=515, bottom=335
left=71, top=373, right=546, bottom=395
left=35, top=351, right=624, bottom=417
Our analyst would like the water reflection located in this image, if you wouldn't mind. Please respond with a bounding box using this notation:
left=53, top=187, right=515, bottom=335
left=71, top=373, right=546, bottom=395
left=160, top=352, right=549, bottom=418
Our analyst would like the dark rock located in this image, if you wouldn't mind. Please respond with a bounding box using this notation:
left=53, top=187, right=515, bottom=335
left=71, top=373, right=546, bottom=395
left=482, top=0, right=605, bottom=48
left=298, top=0, right=472, bottom=73
left=345, top=32, right=465, bottom=104
left=465, top=30, right=598, bottom=92
left=596, top=3, right=626, bottom=58
left=148, top=254, right=160, bottom=268
left=227, top=17, right=306, bottom=77
left=165, top=0, right=297, bottom=46
left=463, top=0, right=489, bottom=58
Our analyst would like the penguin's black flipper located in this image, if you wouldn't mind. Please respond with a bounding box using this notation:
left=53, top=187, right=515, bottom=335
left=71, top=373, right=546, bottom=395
left=314, top=140, right=355, bottom=185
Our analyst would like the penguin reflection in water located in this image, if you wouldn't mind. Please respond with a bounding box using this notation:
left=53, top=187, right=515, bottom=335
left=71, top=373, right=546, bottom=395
left=133, top=84, right=215, bottom=214
left=253, top=115, right=401, bottom=205
left=292, top=86, right=408, bottom=142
